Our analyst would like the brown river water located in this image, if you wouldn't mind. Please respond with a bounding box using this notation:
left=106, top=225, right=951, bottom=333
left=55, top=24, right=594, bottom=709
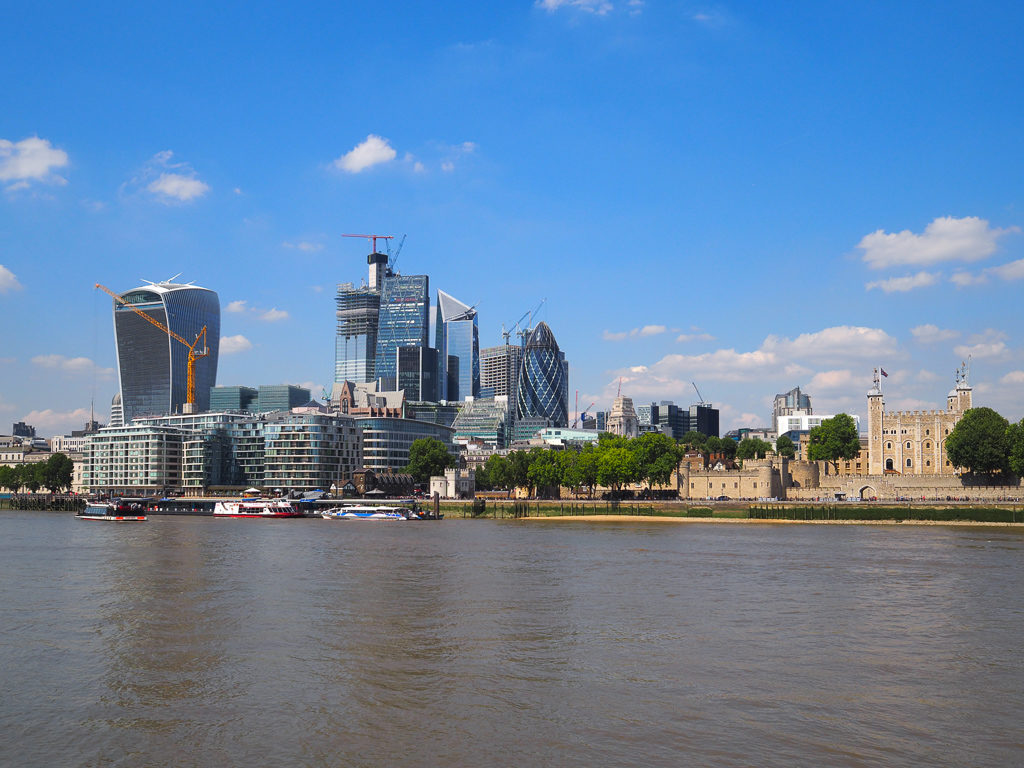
left=1, top=511, right=1022, bottom=767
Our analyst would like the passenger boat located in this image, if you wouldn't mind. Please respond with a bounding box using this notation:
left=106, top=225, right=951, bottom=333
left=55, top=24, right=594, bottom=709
left=76, top=501, right=147, bottom=522
left=321, top=505, right=417, bottom=521
left=212, top=499, right=302, bottom=518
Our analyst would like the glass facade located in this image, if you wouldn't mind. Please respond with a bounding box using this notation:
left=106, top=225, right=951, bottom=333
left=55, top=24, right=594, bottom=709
left=335, top=282, right=380, bottom=384
left=113, top=281, right=220, bottom=423
left=452, top=396, right=509, bottom=448
left=435, top=290, right=479, bottom=402
left=515, top=322, right=569, bottom=428
left=256, top=385, right=311, bottom=413
left=397, top=346, right=438, bottom=402
left=480, top=344, right=522, bottom=404
left=209, top=386, right=258, bottom=412
left=375, top=274, right=429, bottom=384
left=355, top=417, right=454, bottom=472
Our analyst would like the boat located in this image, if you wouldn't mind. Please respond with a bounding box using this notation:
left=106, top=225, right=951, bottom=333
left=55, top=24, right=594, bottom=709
left=76, top=501, right=147, bottom=522
left=212, top=499, right=302, bottom=518
left=321, top=504, right=417, bottom=521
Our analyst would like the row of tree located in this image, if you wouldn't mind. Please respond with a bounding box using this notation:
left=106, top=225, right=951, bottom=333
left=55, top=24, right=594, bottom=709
left=945, top=407, right=1024, bottom=475
left=0, top=453, right=75, bottom=493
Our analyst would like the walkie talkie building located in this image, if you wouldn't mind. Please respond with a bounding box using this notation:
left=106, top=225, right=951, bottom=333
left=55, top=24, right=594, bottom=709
left=112, top=280, right=220, bottom=424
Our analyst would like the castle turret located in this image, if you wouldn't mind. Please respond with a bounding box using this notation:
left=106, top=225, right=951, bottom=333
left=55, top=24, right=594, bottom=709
left=867, top=368, right=884, bottom=476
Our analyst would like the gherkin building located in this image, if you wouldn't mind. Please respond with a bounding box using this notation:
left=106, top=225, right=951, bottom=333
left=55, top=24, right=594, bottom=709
left=515, top=322, right=568, bottom=427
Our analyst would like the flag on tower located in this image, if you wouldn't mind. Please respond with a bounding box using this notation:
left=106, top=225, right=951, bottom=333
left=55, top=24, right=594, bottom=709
left=880, top=368, right=888, bottom=377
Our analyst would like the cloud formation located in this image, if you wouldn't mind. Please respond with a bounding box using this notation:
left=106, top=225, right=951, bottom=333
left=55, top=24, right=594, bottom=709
left=225, top=300, right=248, bottom=313
left=147, top=173, right=209, bottom=202
left=857, top=216, right=1018, bottom=270
left=126, top=151, right=209, bottom=204
left=537, top=0, right=613, bottom=13
left=283, top=241, right=323, bottom=252
left=220, top=335, right=253, bottom=354
left=20, top=408, right=92, bottom=438
left=334, top=135, right=397, bottom=173
left=954, top=329, right=1009, bottom=360
left=0, top=136, right=68, bottom=190
left=865, top=271, right=940, bottom=293
left=602, top=324, right=668, bottom=341
left=0, top=265, right=22, bottom=293
left=31, top=354, right=114, bottom=378
left=260, top=308, right=289, bottom=322
left=950, top=257, right=1024, bottom=287
left=911, top=324, right=960, bottom=344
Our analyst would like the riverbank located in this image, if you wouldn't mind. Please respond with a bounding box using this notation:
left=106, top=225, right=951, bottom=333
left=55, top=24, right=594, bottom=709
left=520, top=514, right=1024, bottom=526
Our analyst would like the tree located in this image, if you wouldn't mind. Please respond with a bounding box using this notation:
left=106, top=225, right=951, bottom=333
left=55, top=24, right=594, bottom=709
left=717, top=437, right=738, bottom=460
left=704, top=436, right=722, bottom=453
left=1007, top=418, right=1024, bottom=477
left=557, top=450, right=582, bottom=496
left=576, top=444, right=601, bottom=498
left=404, top=438, right=455, bottom=483
left=680, top=430, right=706, bottom=450
left=631, top=432, right=681, bottom=488
left=0, top=465, right=16, bottom=492
left=597, top=446, right=639, bottom=493
left=945, top=407, right=1010, bottom=474
left=44, top=453, right=74, bottom=493
left=484, top=454, right=509, bottom=489
left=527, top=450, right=561, bottom=498
left=736, top=437, right=771, bottom=461
left=775, top=434, right=796, bottom=459
left=807, top=413, right=861, bottom=472
left=18, top=463, right=44, bottom=493
left=506, top=450, right=531, bottom=491
left=474, top=462, right=492, bottom=491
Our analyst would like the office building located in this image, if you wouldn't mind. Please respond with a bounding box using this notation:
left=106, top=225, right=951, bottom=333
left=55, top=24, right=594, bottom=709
left=335, top=282, right=380, bottom=384
left=397, top=345, right=439, bottom=403
left=773, top=386, right=812, bottom=433
left=480, top=344, right=523, bottom=404
left=209, top=386, right=258, bottom=412
left=405, top=401, right=463, bottom=428
left=515, top=322, right=569, bottom=428
left=452, top=396, right=510, bottom=448
left=356, top=416, right=455, bottom=473
left=688, top=403, right=720, bottom=438
left=256, top=385, right=311, bottom=413
left=606, top=396, right=640, bottom=438
left=435, top=289, right=479, bottom=402
left=375, top=273, right=429, bottom=386
left=111, top=279, right=220, bottom=423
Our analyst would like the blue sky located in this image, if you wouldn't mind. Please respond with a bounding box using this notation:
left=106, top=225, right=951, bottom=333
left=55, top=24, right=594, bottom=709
left=2, top=0, right=1023, bottom=436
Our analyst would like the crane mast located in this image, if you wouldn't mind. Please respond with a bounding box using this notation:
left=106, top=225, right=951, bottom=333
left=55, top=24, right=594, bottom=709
left=95, top=283, right=209, bottom=412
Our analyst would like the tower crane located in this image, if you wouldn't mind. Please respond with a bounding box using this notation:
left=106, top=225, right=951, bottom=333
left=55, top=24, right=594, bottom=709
left=341, top=233, right=393, bottom=254
left=95, top=283, right=209, bottom=413
left=692, top=381, right=710, bottom=407
left=515, top=297, right=547, bottom=342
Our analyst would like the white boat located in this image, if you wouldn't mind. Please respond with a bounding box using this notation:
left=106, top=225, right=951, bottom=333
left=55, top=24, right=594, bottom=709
left=213, top=499, right=302, bottom=518
left=321, top=505, right=415, bottom=521
left=77, top=502, right=147, bottom=522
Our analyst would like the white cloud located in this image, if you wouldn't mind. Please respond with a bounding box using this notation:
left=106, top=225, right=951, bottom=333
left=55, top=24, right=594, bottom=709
left=808, top=369, right=869, bottom=391
left=334, top=135, right=397, bottom=173
left=676, top=332, right=715, bottom=343
left=0, top=265, right=23, bottom=293
left=865, top=271, right=940, bottom=293
left=0, top=136, right=68, bottom=189
left=413, top=161, right=425, bottom=173
left=911, top=324, right=960, bottom=344
left=603, top=324, right=668, bottom=341
left=225, top=300, right=248, bottom=313
left=1000, top=371, right=1024, bottom=385
left=954, top=329, right=1009, bottom=360
left=953, top=257, right=1024, bottom=287
left=20, top=408, right=92, bottom=438
left=440, top=161, right=455, bottom=173
left=857, top=216, right=1018, bottom=270
left=537, top=0, right=613, bottom=14
left=282, top=241, right=323, bottom=252
left=147, top=173, right=209, bottom=202
left=949, top=270, right=987, bottom=287
left=220, top=335, right=253, bottom=354
left=761, top=325, right=899, bottom=362
left=31, top=354, right=114, bottom=379
left=260, top=308, right=289, bottom=322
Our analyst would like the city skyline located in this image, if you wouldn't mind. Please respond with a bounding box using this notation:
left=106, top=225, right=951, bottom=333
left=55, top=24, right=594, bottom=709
left=2, top=1, right=1024, bottom=436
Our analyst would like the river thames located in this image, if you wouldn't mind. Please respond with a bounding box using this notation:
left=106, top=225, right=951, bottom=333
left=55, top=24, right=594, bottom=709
left=1, top=512, right=1022, bottom=767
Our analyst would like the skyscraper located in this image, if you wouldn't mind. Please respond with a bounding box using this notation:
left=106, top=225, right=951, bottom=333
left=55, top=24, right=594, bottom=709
left=374, top=273, right=429, bottom=388
left=335, top=282, right=380, bottom=384
left=397, top=345, right=439, bottom=402
left=435, top=289, right=479, bottom=402
left=515, top=322, right=569, bottom=427
left=480, top=343, right=522, bottom=403
left=112, top=279, right=220, bottom=424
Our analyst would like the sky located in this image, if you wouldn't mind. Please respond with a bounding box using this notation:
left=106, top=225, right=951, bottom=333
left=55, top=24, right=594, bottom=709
left=1, top=0, right=1023, bottom=437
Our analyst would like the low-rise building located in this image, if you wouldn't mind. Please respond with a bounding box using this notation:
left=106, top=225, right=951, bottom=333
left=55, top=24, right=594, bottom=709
left=430, top=468, right=475, bottom=499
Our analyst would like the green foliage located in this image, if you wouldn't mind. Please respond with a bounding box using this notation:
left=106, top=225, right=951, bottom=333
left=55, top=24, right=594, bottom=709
left=506, top=450, right=531, bottom=490
left=484, top=454, right=509, bottom=489
left=597, top=446, right=639, bottom=491
left=775, top=434, right=796, bottom=459
left=631, top=432, right=681, bottom=487
left=716, top=437, right=738, bottom=459
left=735, top=437, right=771, bottom=460
left=680, top=430, right=706, bottom=450
left=945, top=407, right=1010, bottom=474
left=44, top=453, right=74, bottom=492
left=576, top=444, right=601, bottom=497
left=1008, top=419, right=1024, bottom=477
left=527, top=451, right=561, bottom=497
left=807, top=413, right=861, bottom=470
left=404, top=437, right=455, bottom=483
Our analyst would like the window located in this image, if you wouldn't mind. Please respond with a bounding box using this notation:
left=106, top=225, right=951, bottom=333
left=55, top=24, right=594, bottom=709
left=906, top=458, right=912, bottom=468
left=886, top=442, right=892, bottom=450
left=906, top=442, right=911, bottom=450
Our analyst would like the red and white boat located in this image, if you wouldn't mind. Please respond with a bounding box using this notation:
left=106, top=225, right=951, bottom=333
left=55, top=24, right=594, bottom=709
left=212, top=499, right=301, bottom=518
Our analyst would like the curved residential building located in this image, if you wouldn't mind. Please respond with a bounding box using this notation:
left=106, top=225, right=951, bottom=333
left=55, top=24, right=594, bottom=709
left=112, top=280, right=220, bottom=423
left=515, top=322, right=569, bottom=427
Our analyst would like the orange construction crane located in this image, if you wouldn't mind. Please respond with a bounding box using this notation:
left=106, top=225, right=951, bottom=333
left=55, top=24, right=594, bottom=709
left=95, top=283, right=209, bottom=411
left=342, top=233, right=393, bottom=253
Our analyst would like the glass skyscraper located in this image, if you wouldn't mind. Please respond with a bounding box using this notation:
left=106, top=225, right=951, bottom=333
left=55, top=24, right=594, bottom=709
left=374, top=274, right=429, bottom=387
left=515, top=322, right=569, bottom=427
left=335, top=282, right=380, bottom=384
left=435, top=289, right=479, bottom=402
left=112, top=280, right=220, bottom=424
